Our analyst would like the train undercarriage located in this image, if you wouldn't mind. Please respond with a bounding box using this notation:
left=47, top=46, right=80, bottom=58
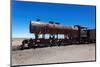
left=19, top=36, right=95, bottom=50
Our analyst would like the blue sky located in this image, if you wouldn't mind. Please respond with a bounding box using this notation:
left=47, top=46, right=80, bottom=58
left=12, top=0, right=96, bottom=38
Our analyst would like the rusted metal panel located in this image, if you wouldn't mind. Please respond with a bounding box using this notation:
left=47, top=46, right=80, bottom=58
left=30, top=21, right=78, bottom=34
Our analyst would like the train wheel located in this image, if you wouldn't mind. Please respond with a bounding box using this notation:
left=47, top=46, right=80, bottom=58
left=19, top=44, right=24, bottom=50
left=50, top=44, right=53, bottom=47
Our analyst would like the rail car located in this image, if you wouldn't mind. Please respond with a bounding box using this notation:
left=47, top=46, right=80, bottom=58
left=19, top=20, right=96, bottom=50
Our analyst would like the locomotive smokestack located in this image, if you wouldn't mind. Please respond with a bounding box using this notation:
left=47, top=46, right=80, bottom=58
left=55, top=22, right=60, bottom=25
left=29, top=21, right=32, bottom=33
left=36, top=19, right=41, bottom=22
left=49, top=21, right=54, bottom=24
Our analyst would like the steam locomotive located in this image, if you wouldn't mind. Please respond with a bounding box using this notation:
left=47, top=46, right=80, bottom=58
left=19, top=20, right=96, bottom=50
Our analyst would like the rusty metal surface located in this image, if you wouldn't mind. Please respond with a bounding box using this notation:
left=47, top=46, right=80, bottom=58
left=30, top=21, right=78, bottom=34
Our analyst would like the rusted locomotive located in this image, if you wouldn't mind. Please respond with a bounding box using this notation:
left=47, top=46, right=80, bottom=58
left=19, top=20, right=96, bottom=50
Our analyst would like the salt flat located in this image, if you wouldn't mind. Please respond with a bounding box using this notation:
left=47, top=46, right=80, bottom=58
left=12, top=43, right=95, bottom=66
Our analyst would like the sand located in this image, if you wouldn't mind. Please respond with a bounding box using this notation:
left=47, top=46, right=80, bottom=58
left=11, top=38, right=96, bottom=66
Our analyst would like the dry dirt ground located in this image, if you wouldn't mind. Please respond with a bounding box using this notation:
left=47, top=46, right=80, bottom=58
left=11, top=38, right=96, bottom=66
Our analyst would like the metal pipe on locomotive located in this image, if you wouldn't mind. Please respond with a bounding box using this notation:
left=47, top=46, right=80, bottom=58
left=19, top=20, right=96, bottom=50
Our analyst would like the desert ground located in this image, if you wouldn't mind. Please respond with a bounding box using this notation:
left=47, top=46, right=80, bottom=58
left=11, top=38, right=96, bottom=66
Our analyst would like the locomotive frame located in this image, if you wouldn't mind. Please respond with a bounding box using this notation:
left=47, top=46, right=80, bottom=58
left=19, top=20, right=96, bottom=50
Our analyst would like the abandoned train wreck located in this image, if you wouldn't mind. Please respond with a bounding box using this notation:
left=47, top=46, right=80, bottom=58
left=19, top=20, right=96, bottom=50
